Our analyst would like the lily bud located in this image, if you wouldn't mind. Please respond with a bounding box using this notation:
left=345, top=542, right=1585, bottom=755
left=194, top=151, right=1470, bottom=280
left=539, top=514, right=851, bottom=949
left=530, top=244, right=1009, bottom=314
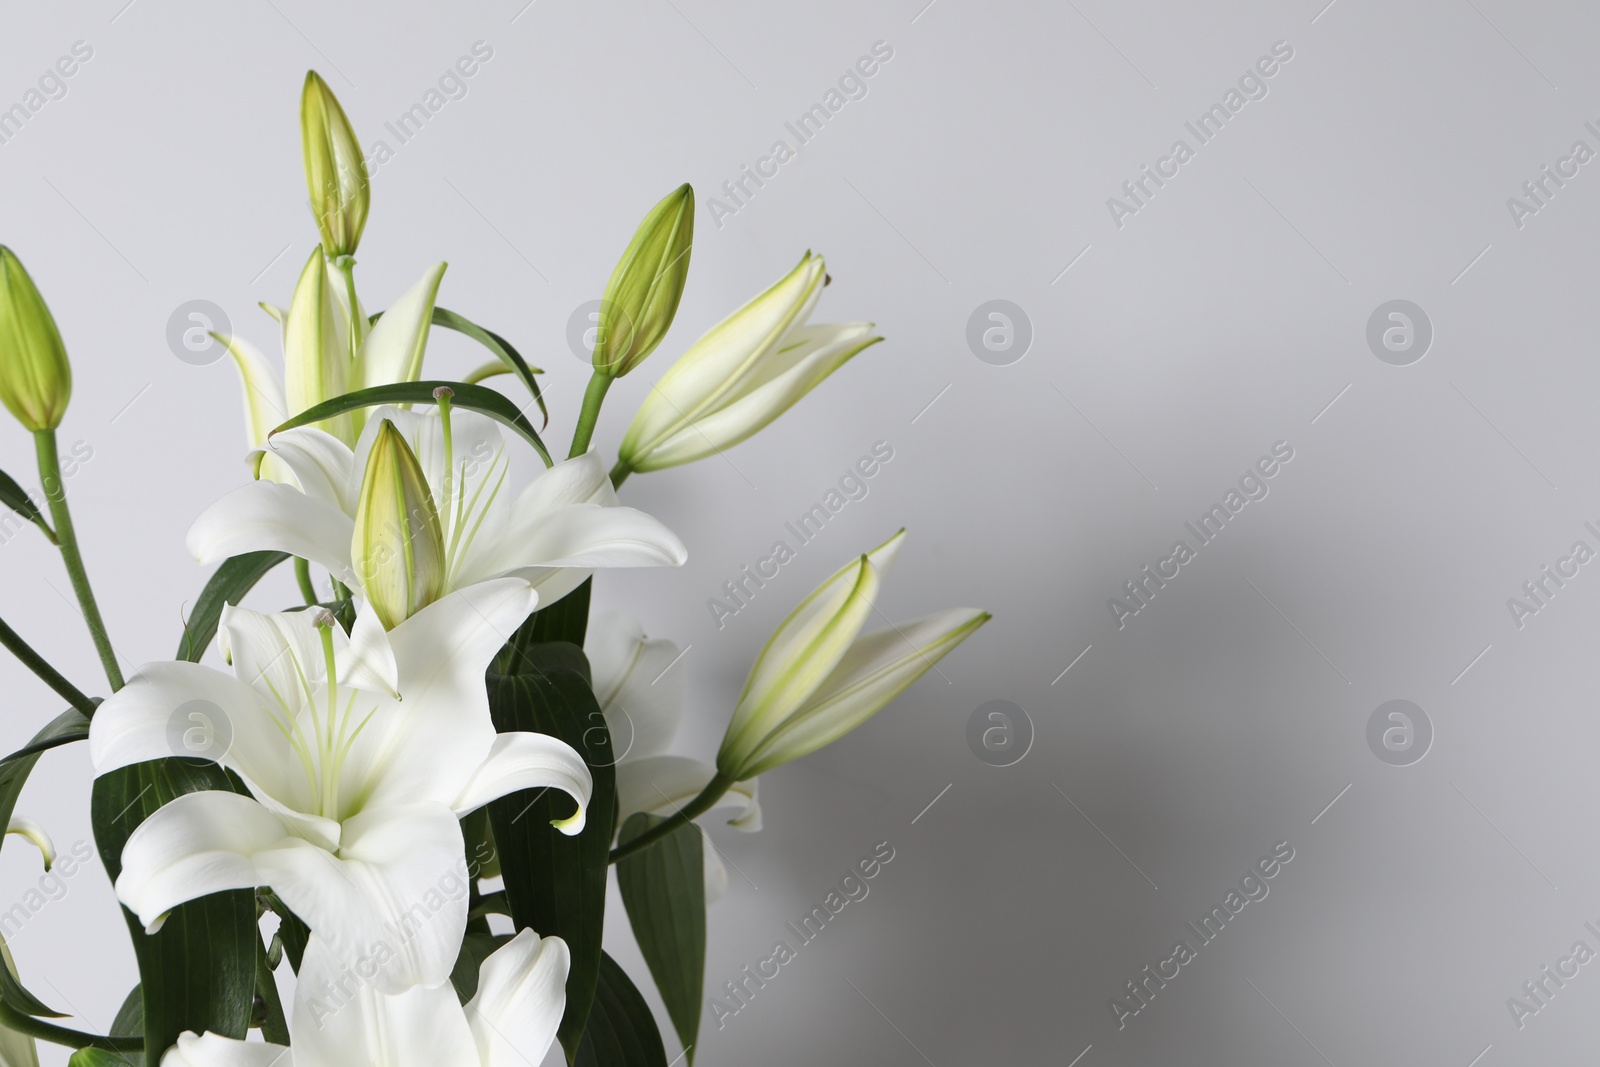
left=716, top=531, right=988, bottom=780
left=284, top=246, right=356, bottom=444
left=592, top=183, right=694, bottom=377
left=301, top=70, right=369, bottom=258
left=352, top=419, right=447, bottom=629
left=0, top=247, right=71, bottom=431
left=617, top=252, right=879, bottom=474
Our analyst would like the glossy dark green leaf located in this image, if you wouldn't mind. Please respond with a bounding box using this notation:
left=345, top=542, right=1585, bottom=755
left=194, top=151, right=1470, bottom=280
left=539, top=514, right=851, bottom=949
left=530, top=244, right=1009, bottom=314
left=617, top=813, right=704, bottom=1061
left=0, top=468, right=52, bottom=544
left=485, top=642, right=614, bottom=1062
left=271, top=380, right=551, bottom=466
left=432, top=307, right=547, bottom=427
left=176, top=552, right=290, bottom=661
left=110, top=987, right=141, bottom=1037
left=92, top=761, right=257, bottom=1067
left=497, top=579, right=591, bottom=675
left=573, top=952, right=669, bottom=1067
left=0, top=955, right=64, bottom=1017
left=0, top=708, right=89, bottom=865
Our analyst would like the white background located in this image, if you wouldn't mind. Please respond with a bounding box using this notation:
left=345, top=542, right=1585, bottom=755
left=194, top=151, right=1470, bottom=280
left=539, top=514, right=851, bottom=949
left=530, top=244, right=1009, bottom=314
left=1, top=0, right=1598, bottom=1063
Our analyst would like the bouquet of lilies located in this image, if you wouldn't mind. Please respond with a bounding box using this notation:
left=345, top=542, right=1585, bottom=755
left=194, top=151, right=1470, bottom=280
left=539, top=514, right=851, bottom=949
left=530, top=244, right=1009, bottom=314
left=0, top=73, right=988, bottom=1067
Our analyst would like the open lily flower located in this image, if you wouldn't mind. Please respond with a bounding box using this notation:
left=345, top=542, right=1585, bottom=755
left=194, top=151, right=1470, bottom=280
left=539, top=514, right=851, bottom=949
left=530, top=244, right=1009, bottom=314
left=216, top=249, right=447, bottom=479
left=716, top=531, right=990, bottom=781
left=616, top=252, right=881, bottom=475
left=88, top=580, right=590, bottom=992
left=187, top=405, right=687, bottom=619
left=162, top=928, right=566, bottom=1067
left=586, top=610, right=759, bottom=899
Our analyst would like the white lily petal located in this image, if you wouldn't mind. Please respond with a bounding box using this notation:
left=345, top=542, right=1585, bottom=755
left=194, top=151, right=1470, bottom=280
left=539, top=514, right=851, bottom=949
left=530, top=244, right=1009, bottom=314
left=114, top=791, right=292, bottom=934
left=215, top=332, right=287, bottom=454
left=511, top=452, right=617, bottom=513
left=257, top=802, right=468, bottom=993
left=634, top=325, right=879, bottom=471
left=615, top=755, right=761, bottom=832
left=453, top=732, right=592, bottom=834
left=187, top=480, right=356, bottom=583
left=465, top=929, right=568, bottom=1067
left=220, top=603, right=339, bottom=708
left=703, top=845, right=730, bottom=904
left=742, top=608, right=991, bottom=778
left=585, top=611, right=686, bottom=762
left=88, top=662, right=305, bottom=806
left=357, top=262, right=447, bottom=388
left=338, top=600, right=400, bottom=698
left=291, top=934, right=478, bottom=1067
left=480, top=505, right=686, bottom=580
left=4, top=816, right=54, bottom=871
left=257, top=427, right=360, bottom=514
left=162, top=1031, right=292, bottom=1067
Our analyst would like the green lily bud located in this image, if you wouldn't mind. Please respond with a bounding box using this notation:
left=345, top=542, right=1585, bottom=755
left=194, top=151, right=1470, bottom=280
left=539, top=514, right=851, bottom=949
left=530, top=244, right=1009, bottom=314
left=716, top=530, right=990, bottom=781
left=0, top=247, right=71, bottom=432
left=352, top=419, right=447, bottom=629
left=592, top=183, right=694, bottom=377
left=301, top=70, right=369, bottom=258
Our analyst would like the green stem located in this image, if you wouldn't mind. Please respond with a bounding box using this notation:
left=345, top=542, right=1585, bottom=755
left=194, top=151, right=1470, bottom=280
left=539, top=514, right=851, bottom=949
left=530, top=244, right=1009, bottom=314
left=0, top=614, right=96, bottom=717
left=0, top=1002, right=142, bottom=1052
left=294, top=557, right=317, bottom=606
left=254, top=934, right=289, bottom=1045
left=568, top=371, right=614, bottom=459
left=609, top=772, right=735, bottom=864
left=35, top=430, right=122, bottom=691
left=609, top=458, right=632, bottom=491
left=329, top=253, right=362, bottom=357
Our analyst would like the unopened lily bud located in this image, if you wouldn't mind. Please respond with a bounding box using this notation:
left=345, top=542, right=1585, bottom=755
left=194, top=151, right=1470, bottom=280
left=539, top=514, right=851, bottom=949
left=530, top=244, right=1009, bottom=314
left=301, top=70, right=369, bottom=258
left=5, top=815, right=55, bottom=871
left=0, top=247, right=71, bottom=431
left=352, top=419, right=447, bottom=628
left=592, top=183, right=694, bottom=377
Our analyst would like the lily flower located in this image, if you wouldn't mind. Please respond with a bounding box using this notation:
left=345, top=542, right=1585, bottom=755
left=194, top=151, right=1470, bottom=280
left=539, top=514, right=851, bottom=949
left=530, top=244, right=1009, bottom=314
left=586, top=610, right=759, bottom=898
left=614, top=253, right=881, bottom=476
left=716, top=531, right=990, bottom=781
left=215, top=249, right=446, bottom=479
left=88, top=581, right=590, bottom=992
left=161, top=927, right=566, bottom=1067
left=187, top=405, right=686, bottom=620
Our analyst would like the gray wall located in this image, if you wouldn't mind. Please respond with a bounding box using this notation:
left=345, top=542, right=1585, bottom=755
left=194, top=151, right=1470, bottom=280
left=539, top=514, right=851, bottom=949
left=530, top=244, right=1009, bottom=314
left=0, top=0, right=1594, bottom=1063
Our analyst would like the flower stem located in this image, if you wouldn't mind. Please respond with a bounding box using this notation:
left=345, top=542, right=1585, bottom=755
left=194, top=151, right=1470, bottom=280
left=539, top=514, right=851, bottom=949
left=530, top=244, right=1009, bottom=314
left=294, top=557, right=318, bottom=606
left=608, top=772, right=736, bottom=864
left=34, top=430, right=122, bottom=691
left=568, top=371, right=614, bottom=459
left=0, top=614, right=96, bottom=717
left=609, top=458, right=632, bottom=490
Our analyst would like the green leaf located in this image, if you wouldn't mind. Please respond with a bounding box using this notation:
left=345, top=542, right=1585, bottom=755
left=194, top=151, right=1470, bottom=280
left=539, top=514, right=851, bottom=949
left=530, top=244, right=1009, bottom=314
left=0, top=955, right=64, bottom=1017
left=617, top=813, right=704, bottom=1061
left=485, top=643, right=615, bottom=1062
left=271, top=380, right=551, bottom=466
left=110, top=987, right=141, bottom=1037
left=497, top=578, right=591, bottom=675
left=177, top=552, right=290, bottom=661
left=573, top=952, right=669, bottom=1067
left=92, top=761, right=257, bottom=1067
left=430, top=307, right=547, bottom=427
left=0, top=708, right=90, bottom=866
left=260, top=892, right=310, bottom=974
left=0, top=468, right=52, bottom=544
left=449, top=931, right=510, bottom=1004
left=69, top=1049, right=140, bottom=1067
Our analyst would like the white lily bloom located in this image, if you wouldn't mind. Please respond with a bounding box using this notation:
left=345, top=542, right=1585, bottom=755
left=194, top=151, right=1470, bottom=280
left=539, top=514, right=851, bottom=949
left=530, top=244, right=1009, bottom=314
left=585, top=610, right=759, bottom=899
left=717, top=531, right=990, bottom=781
left=187, top=405, right=687, bottom=617
left=89, top=580, right=590, bottom=992
left=616, top=253, right=881, bottom=474
left=215, top=249, right=446, bottom=479
left=161, top=927, right=566, bottom=1067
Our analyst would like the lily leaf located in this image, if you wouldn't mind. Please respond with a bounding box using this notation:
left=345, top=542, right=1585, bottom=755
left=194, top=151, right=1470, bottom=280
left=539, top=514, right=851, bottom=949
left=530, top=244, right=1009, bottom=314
left=271, top=380, right=551, bottom=466
left=0, top=469, right=52, bottom=544
left=177, top=552, right=290, bottom=662
left=617, top=813, right=704, bottom=1062
left=92, top=761, right=257, bottom=1067
left=485, top=642, right=615, bottom=1062
left=0, top=708, right=90, bottom=867
left=573, top=952, right=669, bottom=1067
left=366, top=306, right=546, bottom=426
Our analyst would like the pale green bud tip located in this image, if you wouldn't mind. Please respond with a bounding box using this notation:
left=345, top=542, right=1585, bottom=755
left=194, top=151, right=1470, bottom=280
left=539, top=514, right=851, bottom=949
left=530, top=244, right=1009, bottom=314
left=593, top=183, right=695, bottom=377
left=301, top=70, right=369, bottom=258
left=0, top=247, right=71, bottom=431
left=352, top=419, right=447, bottom=629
